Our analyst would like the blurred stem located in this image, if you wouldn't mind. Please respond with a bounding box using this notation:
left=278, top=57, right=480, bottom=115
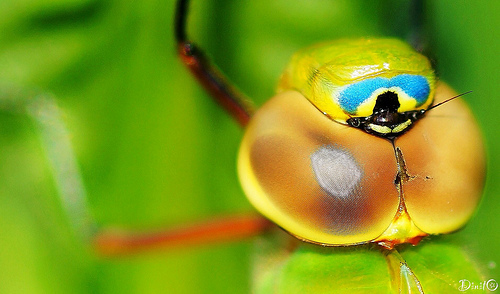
left=0, top=84, right=95, bottom=242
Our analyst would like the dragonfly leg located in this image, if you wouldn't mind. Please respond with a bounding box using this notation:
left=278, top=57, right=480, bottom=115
left=175, top=0, right=255, bottom=127
left=408, top=0, right=428, bottom=52
left=384, top=248, right=425, bottom=293
left=94, top=214, right=273, bottom=257
left=0, top=86, right=271, bottom=256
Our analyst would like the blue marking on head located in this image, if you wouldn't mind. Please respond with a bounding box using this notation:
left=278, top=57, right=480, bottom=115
left=338, top=78, right=388, bottom=113
left=338, top=74, right=430, bottom=114
left=390, top=74, right=430, bottom=105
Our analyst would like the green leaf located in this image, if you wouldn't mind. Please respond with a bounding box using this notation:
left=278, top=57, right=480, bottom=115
left=253, top=234, right=483, bottom=293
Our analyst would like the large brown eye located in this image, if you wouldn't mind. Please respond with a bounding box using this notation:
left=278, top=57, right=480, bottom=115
left=396, top=84, right=485, bottom=234
left=238, top=84, right=485, bottom=246
left=238, top=91, right=401, bottom=245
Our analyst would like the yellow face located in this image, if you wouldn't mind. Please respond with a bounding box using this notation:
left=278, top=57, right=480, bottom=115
left=238, top=39, right=485, bottom=247
left=278, top=39, right=436, bottom=137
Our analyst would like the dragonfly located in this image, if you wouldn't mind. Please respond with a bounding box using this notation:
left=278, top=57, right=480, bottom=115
left=0, top=0, right=496, bottom=294
left=171, top=0, right=488, bottom=292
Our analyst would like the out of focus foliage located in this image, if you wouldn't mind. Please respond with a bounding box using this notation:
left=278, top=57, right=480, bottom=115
left=0, top=0, right=498, bottom=293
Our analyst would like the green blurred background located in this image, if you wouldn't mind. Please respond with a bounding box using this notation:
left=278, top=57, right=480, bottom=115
left=0, top=0, right=498, bottom=293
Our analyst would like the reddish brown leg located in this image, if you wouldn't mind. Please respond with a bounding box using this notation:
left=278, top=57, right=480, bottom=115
left=94, top=214, right=273, bottom=257
left=89, top=1, right=267, bottom=256
left=175, top=0, right=254, bottom=127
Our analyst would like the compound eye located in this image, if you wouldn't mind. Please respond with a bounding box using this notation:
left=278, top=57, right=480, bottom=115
left=238, top=91, right=400, bottom=245
left=310, top=146, right=363, bottom=201
left=238, top=85, right=485, bottom=247
left=396, top=84, right=485, bottom=234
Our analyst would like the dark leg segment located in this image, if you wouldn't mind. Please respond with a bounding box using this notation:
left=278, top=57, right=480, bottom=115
left=90, top=1, right=268, bottom=256
left=175, top=0, right=254, bottom=127
left=408, top=0, right=428, bottom=53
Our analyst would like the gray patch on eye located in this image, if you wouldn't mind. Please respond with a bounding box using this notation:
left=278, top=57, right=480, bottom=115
left=310, top=146, right=363, bottom=198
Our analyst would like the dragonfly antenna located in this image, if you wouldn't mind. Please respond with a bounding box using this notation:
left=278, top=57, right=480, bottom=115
left=427, top=90, right=472, bottom=111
